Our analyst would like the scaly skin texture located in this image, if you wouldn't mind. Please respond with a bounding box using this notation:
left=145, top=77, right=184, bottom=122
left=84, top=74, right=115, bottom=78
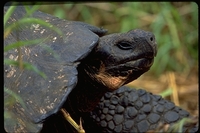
left=83, top=86, right=198, bottom=133
left=41, top=86, right=198, bottom=133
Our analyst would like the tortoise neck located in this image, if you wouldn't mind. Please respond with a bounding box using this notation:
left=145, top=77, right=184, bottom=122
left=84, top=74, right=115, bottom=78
left=64, top=65, right=108, bottom=117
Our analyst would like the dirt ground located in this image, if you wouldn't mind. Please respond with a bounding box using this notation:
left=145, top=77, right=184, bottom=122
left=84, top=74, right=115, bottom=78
left=127, top=71, right=198, bottom=117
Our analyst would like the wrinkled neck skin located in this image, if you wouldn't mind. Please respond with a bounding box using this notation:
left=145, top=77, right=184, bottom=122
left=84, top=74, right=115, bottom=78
left=64, top=64, right=109, bottom=120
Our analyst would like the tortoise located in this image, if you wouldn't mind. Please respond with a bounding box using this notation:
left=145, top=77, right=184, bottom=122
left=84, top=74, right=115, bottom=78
left=4, top=6, right=157, bottom=132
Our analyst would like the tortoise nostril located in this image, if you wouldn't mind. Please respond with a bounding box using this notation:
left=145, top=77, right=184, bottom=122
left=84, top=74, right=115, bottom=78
left=150, top=37, right=153, bottom=42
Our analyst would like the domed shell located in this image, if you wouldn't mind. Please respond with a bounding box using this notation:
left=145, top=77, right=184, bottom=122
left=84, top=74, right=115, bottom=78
left=4, top=6, right=106, bottom=132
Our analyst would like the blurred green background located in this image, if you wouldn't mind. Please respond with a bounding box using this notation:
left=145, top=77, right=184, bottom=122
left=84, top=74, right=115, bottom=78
left=38, top=2, right=198, bottom=77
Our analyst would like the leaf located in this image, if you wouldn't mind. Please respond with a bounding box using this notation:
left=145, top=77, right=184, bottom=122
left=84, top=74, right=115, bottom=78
left=4, top=38, right=45, bottom=52
left=159, top=87, right=173, bottom=98
left=4, top=17, right=63, bottom=39
left=4, top=6, right=16, bottom=27
left=4, top=87, right=27, bottom=110
left=4, top=59, right=47, bottom=79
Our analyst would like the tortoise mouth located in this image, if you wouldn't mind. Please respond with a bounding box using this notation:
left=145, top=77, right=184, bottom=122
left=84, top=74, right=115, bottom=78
left=106, top=57, right=154, bottom=76
left=124, top=57, right=154, bottom=70
left=123, top=58, right=154, bottom=83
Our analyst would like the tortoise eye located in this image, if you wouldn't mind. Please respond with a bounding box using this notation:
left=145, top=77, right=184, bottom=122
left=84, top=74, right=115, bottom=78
left=117, top=41, right=132, bottom=50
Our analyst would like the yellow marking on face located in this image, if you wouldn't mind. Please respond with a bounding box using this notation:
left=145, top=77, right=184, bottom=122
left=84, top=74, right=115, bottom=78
left=95, top=73, right=127, bottom=90
left=93, top=62, right=128, bottom=90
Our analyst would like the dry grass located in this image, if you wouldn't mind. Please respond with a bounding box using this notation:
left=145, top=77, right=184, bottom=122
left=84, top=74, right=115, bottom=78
left=127, top=71, right=198, bottom=117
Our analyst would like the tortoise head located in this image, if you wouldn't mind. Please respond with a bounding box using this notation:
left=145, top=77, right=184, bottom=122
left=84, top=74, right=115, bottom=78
left=82, top=29, right=157, bottom=91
